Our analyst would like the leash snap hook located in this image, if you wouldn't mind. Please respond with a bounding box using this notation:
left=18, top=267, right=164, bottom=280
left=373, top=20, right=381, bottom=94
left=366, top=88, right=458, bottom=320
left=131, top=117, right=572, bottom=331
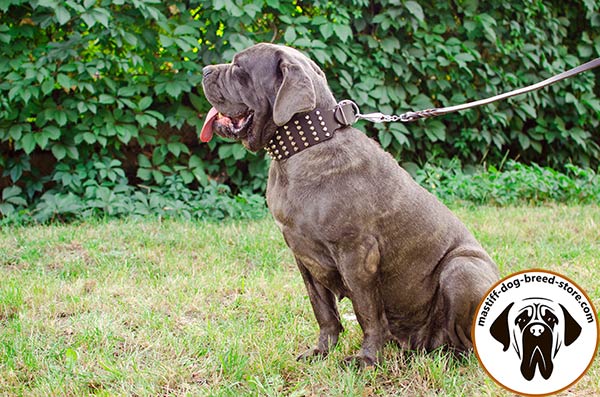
left=335, top=100, right=394, bottom=124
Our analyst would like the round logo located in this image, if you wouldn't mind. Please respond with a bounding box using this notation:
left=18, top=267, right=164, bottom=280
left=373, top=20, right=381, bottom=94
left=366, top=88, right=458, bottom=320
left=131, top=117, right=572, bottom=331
left=472, top=269, right=599, bottom=396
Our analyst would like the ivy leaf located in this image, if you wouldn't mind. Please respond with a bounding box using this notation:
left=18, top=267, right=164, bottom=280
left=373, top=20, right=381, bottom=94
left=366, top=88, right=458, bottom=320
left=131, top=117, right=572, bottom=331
left=389, top=124, right=410, bottom=147
left=51, top=144, right=67, bottom=160
left=35, top=131, right=49, bottom=148
left=55, top=6, right=71, bottom=25
left=66, top=145, right=79, bottom=160
left=98, top=94, right=115, bottom=104
left=381, top=37, right=400, bottom=54
left=518, top=133, right=531, bottom=150
left=378, top=130, right=392, bottom=148
left=9, top=125, right=23, bottom=140
left=118, top=86, right=136, bottom=97
left=152, top=170, right=164, bottom=184
left=139, top=96, right=152, bottom=111
left=82, top=132, right=96, bottom=144
left=8, top=86, right=20, bottom=100
left=44, top=125, right=61, bottom=140
left=164, top=81, right=189, bottom=98
left=21, top=133, right=36, bottom=154
left=455, top=52, right=476, bottom=63
left=424, top=120, right=446, bottom=142
left=81, top=12, right=96, bottom=27
left=454, top=52, right=476, bottom=69
left=477, top=13, right=497, bottom=43
left=218, top=144, right=233, bottom=159
left=159, top=34, right=174, bottom=47
left=0, top=203, right=15, bottom=215
left=519, top=102, right=537, bottom=119
left=2, top=186, right=27, bottom=206
left=405, top=1, right=424, bottom=22
left=167, top=142, right=184, bottom=157
left=135, top=114, right=156, bottom=127
left=243, top=3, right=261, bottom=18
left=21, top=88, right=32, bottom=104
left=577, top=44, right=593, bottom=58
left=136, top=168, right=151, bottom=181
left=137, top=154, right=152, bottom=168
left=319, top=24, right=334, bottom=40
left=333, top=25, right=353, bottom=43
left=54, top=111, right=68, bottom=126
left=332, top=46, right=348, bottom=64
left=189, top=93, right=206, bottom=112
left=174, top=25, right=197, bottom=36
left=232, top=144, right=247, bottom=160
left=284, top=26, right=296, bottom=43
left=115, top=124, right=137, bottom=144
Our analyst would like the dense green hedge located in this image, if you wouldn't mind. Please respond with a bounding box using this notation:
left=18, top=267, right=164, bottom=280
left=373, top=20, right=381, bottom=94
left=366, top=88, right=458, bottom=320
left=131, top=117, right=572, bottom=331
left=1, top=1, right=599, bottom=220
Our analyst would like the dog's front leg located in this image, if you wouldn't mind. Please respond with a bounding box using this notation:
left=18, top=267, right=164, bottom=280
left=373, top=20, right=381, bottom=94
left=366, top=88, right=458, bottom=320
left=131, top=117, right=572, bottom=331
left=296, top=258, right=344, bottom=361
left=339, top=236, right=392, bottom=367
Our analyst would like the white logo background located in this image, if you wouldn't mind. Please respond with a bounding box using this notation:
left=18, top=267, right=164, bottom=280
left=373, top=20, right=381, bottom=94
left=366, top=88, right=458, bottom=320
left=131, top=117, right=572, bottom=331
left=473, top=270, right=598, bottom=396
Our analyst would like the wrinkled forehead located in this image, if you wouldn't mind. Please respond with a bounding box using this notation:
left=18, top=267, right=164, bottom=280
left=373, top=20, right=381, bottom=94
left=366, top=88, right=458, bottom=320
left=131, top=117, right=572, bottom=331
left=234, top=44, right=275, bottom=64
left=233, top=44, right=307, bottom=68
left=233, top=53, right=269, bottom=72
left=512, top=299, right=558, bottom=319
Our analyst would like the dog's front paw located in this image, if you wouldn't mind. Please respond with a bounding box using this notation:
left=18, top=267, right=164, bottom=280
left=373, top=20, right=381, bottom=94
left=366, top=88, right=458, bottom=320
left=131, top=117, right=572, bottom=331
left=342, top=353, right=379, bottom=368
left=296, top=347, right=328, bottom=361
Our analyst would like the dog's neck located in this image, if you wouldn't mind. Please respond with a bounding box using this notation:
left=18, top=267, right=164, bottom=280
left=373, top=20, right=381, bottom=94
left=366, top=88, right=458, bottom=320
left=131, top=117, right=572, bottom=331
left=265, top=102, right=356, bottom=161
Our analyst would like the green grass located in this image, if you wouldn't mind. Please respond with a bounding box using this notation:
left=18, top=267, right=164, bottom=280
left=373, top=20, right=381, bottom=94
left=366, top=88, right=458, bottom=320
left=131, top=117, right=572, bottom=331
left=1, top=205, right=599, bottom=396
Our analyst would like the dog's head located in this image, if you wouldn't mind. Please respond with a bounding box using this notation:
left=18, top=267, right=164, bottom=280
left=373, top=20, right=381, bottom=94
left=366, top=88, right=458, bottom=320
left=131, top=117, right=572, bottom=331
left=490, top=298, right=582, bottom=380
left=200, top=43, right=336, bottom=151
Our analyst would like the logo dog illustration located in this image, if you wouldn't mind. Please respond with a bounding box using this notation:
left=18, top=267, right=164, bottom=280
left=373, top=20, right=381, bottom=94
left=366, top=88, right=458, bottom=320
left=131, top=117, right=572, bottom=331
left=490, top=297, right=582, bottom=380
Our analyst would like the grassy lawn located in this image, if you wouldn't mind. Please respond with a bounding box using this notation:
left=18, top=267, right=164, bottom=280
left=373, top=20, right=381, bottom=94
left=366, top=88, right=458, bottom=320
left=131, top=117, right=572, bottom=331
left=1, top=205, right=599, bottom=396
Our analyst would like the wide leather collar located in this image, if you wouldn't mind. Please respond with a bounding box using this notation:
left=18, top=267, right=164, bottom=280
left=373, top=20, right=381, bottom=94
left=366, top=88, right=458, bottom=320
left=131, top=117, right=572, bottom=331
left=265, top=101, right=357, bottom=161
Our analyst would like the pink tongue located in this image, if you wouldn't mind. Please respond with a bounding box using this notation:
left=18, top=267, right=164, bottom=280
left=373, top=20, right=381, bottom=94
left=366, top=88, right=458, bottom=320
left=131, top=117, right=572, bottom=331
left=200, top=107, right=219, bottom=142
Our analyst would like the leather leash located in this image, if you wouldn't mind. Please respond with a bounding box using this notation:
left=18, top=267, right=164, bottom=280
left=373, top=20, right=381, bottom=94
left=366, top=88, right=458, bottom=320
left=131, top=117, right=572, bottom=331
left=267, top=57, right=600, bottom=161
left=345, top=57, right=600, bottom=124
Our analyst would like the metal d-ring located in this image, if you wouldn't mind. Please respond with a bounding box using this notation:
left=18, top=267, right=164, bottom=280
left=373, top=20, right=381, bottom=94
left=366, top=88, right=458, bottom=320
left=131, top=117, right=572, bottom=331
left=334, top=100, right=360, bottom=126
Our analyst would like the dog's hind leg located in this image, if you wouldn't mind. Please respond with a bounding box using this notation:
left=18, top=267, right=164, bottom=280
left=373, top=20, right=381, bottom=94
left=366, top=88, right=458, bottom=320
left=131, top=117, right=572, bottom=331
left=435, top=255, right=498, bottom=352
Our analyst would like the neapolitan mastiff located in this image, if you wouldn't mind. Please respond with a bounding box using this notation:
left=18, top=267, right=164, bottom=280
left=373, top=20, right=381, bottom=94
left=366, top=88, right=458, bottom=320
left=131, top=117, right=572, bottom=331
left=200, top=43, right=499, bottom=366
left=490, top=298, right=582, bottom=380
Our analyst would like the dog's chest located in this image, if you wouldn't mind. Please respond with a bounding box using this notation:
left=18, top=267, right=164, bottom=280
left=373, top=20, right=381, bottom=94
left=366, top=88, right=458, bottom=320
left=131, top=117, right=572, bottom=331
left=267, top=171, right=348, bottom=296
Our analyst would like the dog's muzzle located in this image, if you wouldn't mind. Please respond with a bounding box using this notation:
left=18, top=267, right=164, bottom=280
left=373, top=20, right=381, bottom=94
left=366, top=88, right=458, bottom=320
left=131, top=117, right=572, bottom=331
left=521, top=321, right=554, bottom=380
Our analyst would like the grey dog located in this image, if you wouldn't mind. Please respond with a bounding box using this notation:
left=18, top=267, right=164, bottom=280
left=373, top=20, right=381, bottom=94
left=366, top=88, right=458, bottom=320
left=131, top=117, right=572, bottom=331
left=201, top=43, right=499, bottom=366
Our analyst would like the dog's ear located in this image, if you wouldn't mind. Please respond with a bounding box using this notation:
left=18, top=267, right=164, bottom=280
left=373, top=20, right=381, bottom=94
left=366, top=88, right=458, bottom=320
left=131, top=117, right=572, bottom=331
left=560, top=304, right=582, bottom=346
left=273, top=54, right=316, bottom=126
left=490, top=302, right=514, bottom=351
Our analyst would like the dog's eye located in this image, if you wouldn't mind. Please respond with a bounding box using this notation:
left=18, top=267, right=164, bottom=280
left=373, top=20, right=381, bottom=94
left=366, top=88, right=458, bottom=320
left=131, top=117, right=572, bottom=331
left=540, top=307, right=558, bottom=323
left=515, top=310, right=532, bottom=329
left=543, top=313, right=558, bottom=325
left=232, top=65, right=251, bottom=87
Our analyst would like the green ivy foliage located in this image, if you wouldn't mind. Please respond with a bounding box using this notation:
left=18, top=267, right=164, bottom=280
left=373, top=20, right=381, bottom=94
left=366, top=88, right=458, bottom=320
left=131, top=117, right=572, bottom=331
left=282, top=1, right=600, bottom=168
left=416, top=160, right=600, bottom=205
left=0, top=0, right=599, bottom=220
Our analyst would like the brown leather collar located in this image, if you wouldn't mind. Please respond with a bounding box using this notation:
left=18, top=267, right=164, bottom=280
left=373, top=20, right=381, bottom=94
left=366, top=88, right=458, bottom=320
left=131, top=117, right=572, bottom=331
left=265, top=101, right=357, bottom=161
